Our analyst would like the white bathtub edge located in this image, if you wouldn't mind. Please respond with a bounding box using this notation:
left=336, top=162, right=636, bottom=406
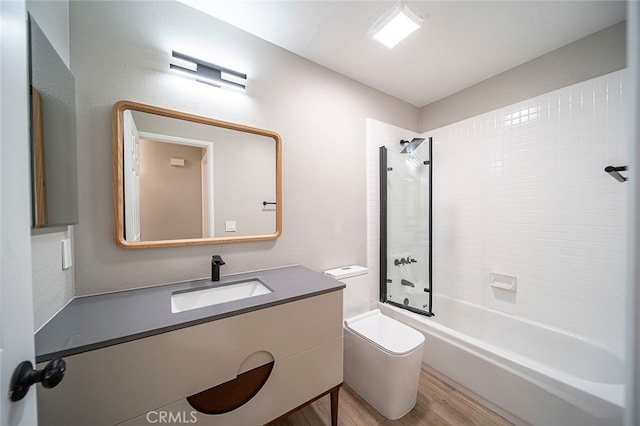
left=378, top=302, right=624, bottom=426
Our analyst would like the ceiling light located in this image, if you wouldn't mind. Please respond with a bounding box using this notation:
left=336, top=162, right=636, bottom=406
left=170, top=51, right=246, bottom=90
left=370, top=4, right=423, bottom=49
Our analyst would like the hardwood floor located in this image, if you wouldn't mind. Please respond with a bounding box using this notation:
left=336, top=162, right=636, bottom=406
left=273, top=368, right=513, bottom=425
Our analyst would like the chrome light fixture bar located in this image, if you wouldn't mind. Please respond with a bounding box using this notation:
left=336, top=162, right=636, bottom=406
left=369, top=4, right=423, bottom=49
left=170, top=51, right=247, bottom=90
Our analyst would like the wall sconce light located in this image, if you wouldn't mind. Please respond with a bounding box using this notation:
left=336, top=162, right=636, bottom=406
left=169, top=51, right=247, bottom=90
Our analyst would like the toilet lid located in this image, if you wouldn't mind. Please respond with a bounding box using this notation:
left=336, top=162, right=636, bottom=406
left=344, top=309, right=425, bottom=355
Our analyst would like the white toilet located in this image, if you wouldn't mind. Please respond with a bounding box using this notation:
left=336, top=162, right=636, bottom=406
left=324, top=265, right=425, bottom=420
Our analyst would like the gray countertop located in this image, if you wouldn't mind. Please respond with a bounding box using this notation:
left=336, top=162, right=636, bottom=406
left=35, top=265, right=344, bottom=363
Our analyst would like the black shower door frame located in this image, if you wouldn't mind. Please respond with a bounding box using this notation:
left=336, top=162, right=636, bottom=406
left=379, top=137, right=433, bottom=317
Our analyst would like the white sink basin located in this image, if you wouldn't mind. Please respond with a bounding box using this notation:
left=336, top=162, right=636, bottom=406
left=171, top=279, right=272, bottom=313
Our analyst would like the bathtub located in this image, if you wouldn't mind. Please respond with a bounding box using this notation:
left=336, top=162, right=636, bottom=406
left=378, top=294, right=624, bottom=425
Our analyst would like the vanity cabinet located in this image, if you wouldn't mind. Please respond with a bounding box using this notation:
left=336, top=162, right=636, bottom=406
left=37, top=290, right=343, bottom=426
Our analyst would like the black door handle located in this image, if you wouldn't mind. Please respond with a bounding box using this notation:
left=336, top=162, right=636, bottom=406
left=9, top=358, right=66, bottom=401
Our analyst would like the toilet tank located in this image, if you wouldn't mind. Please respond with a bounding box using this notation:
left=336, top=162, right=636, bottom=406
left=324, top=265, right=369, bottom=319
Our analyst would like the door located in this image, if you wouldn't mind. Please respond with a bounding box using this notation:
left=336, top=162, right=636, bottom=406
left=1, top=0, right=39, bottom=424
left=136, top=131, right=215, bottom=239
left=201, top=153, right=209, bottom=238
left=199, top=146, right=215, bottom=238
left=123, top=110, right=141, bottom=241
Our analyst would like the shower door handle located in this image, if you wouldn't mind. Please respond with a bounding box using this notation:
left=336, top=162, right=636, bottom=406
left=401, top=279, right=415, bottom=288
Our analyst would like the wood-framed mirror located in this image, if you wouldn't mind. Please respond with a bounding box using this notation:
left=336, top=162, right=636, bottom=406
left=112, top=101, right=282, bottom=248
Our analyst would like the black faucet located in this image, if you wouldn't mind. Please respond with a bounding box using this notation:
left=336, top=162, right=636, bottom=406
left=211, top=255, right=225, bottom=281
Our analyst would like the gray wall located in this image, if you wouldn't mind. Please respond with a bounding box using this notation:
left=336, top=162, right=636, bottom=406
left=212, top=131, right=277, bottom=237
left=419, top=22, right=626, bottom=132
left=27, top=0, right=69, bottom=68
left=70, top=1, right=418, bottom=295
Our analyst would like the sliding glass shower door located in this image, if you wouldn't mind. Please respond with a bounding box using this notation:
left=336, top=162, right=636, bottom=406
left=380, top=138, right=433, bottom=316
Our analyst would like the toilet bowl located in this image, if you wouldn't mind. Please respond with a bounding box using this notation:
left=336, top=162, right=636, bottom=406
left=324, top=266, right=425, bottom=420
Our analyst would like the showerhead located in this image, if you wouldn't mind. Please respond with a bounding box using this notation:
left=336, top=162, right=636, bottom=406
left=400, top=138, right=425, bottom=154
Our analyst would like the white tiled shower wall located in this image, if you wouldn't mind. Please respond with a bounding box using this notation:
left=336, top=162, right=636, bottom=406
left=367, top=70, right=628, bottom=355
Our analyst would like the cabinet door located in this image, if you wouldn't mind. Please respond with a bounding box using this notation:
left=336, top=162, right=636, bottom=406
left=118, top=337, right=343, bottom=426
left=38, top=290, right=343, bottom=426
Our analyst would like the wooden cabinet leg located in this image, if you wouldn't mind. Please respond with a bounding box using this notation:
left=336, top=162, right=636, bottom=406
left=330, top=386, right=340, bottom=426
left=264, top=383, right=343, bottom=425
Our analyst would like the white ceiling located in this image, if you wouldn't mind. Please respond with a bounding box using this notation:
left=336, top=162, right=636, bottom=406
left=178, top=1, right=627, bottom=107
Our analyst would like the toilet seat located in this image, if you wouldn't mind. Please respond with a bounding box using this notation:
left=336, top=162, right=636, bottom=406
left=344, top=309, right=425, bottom=356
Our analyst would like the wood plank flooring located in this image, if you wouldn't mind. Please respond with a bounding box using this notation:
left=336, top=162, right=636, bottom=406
left=273, top=368, right=513, bottom=425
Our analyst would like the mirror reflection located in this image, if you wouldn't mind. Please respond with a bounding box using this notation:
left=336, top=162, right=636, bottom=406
left=29, top=15, right=78, bottom=228
left=113, top=101, right=282, bottom=248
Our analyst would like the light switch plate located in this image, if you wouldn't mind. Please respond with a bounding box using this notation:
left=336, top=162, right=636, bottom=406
left=61, top=239, right=72, bottom=270
left=225, top=220, right=237, bottom=232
